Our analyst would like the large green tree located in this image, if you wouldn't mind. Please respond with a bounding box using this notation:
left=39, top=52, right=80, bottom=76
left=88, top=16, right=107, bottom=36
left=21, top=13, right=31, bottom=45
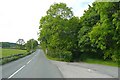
left=26, top=39, right=38, bottom=52
left=89, top=2, right=120, bottom=61
left=38, top=3, right=80, bottom=61
left=38, top=2, right=120, bottom=62
left=78, top=3, right=100, bottom=54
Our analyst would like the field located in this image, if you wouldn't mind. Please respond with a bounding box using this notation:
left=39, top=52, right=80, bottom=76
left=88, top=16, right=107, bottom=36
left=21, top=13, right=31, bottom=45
left=1, top=48, right=27, bottom=58
left=0, top=48, right=29, bottom=65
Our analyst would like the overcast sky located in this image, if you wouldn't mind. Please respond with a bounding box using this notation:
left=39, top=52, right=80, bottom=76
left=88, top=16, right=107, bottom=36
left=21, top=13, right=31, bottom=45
left=0, top=0, right=95, bottom=43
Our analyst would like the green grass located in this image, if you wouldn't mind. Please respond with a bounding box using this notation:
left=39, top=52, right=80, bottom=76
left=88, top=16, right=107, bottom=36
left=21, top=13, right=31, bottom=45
left=82, top=58, right=118, bottom=67
left=45, top=54, right=65, bottom=61
left=0, top=48, right=29, bottom=65
left=43, top=50, right=119, bottom=67
left=46, top=53, right=119, bottom=67
left=79, top=53, right=119, bottom=67
left=1, top=48, right=27, bottom=58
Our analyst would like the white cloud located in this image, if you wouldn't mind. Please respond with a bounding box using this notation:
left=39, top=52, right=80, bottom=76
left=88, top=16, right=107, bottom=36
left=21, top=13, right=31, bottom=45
left=0, top=0, right=94, bottom=43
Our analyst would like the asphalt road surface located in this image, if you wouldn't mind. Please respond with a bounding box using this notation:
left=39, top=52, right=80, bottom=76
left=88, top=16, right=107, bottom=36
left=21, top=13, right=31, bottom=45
left=0, top=49, right=119, bottom=79
left=51, top=60, right=119, bottom=78
left=1, top=49, right=63, bottom=78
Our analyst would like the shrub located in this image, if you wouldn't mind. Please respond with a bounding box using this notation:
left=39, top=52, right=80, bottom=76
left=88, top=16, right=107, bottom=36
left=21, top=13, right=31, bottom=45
left=62, top=51, right=72, bottom=61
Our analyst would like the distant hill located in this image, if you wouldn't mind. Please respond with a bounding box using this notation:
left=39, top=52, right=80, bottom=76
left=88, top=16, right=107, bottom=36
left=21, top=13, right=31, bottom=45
left=0, top=42, right=17, bottom=48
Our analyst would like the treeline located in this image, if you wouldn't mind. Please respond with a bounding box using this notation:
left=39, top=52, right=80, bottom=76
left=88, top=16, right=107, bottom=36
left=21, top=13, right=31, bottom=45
left=26, top=39, right=38, bottom=52
left=0, top=42, right=17, bottom=49
left=38, top=2, right=120, bottom=62
left=1, top=39, right=38, bottom=52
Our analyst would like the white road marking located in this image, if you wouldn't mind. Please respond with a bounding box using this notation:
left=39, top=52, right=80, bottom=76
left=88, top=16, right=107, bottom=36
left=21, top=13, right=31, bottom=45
left=88, top=68, right=94, bottom=72
left=8, top=52, right=37, bottom=79
left=8, top=65, right=25, bottom=79
left=88, top=69, right=91, bottom=72
left=27, top=59, right=32, bottom=64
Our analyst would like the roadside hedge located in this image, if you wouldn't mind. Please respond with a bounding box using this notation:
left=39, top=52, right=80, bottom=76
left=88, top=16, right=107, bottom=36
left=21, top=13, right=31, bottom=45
left=0, top=51, right=34, bottom=65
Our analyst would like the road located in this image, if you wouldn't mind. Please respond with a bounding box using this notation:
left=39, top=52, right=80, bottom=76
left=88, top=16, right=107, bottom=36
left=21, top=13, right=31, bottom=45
left=68, top=62, right=119, bottom=78
left=0, top=49, right=119, bottom=79
left=52, top=60, right=119, bottom=78
left=1, top=49, right=63, bottom=78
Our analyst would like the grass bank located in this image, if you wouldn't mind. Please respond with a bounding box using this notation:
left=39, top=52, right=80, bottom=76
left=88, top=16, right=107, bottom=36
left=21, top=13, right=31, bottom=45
left=82, top=58, right=118, bottom=67
left=45, top=54, right=65, bottom=61
left=0, top=48, right=34, bottom=65
left=79, top=53, right=118, bottom=67
left=45, top=52, right=118, bottom=67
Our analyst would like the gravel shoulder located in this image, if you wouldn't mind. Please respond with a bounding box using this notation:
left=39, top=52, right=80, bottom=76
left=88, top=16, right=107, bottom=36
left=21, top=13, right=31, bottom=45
left=51, top=60, right=118, bottom=78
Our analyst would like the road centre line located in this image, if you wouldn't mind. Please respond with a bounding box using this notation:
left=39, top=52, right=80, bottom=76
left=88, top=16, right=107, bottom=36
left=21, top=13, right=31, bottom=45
left=8, top=65, right=25, bottom=79
left=8, top=53, right=36, bottom=78
left=27, top=59, right=32, bottom=64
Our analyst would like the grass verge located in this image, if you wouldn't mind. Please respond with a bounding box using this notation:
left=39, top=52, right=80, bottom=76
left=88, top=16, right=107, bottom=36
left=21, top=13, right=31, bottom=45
left=0, top=48, right=34, bottom=65
left=46, top=54, right=119, bottom=67
left=82, top=58, right=118, bottom=67
left=79, top=53, right=119, bottom=67
left=45, top=54, right=65, bottom=61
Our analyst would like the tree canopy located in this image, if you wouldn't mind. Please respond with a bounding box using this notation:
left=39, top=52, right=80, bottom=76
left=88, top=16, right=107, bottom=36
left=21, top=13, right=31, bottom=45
left=38, top=2, right=120, bottom=62
left=26, top=39, right=38, bottom=52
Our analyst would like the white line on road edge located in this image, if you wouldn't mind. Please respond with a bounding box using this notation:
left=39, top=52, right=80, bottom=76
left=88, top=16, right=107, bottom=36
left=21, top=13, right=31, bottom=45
left=8, top=65, right=25, bottom=79
left=27, top=59, right=32, bottom=64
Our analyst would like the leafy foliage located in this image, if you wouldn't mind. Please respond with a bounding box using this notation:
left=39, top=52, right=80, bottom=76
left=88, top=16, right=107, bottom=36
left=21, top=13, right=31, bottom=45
left=0, top=42, right=17, bottom=49
left=38, top=2, right=120, bottom=62
left=26, top=39, right=38, bottom=52
left=89, top=2, right=120, bottom=61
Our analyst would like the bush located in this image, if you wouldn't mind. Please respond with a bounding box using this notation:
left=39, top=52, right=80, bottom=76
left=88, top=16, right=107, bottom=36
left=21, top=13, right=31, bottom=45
left=46, top=49, right=72, bottom=62
left=80, top=52, right=103, bottom=61
left=62, top=51, right=72, bottom=61
left=104, top=49, right=120, bottom=62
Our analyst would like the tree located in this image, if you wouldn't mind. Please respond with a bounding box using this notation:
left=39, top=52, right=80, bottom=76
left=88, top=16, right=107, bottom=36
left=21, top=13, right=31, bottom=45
left=38, top=2, right=120, bottom=62
left=26, top=39, right=38, bottom=52
left=38, top=3, right=75, bottom=61
left=1, top=42, right=10, bottom=48
left=89, top=2, right=120, bottom=61
left=78, top=3, right=100, bottom=55
left=47, top=3, right=73, bottom=19
left=16, top=39, right=25, bottom=49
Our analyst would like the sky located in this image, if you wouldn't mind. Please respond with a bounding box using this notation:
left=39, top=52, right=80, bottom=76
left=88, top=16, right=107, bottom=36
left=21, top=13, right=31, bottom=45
left=0, top=0, right=95, bottom=43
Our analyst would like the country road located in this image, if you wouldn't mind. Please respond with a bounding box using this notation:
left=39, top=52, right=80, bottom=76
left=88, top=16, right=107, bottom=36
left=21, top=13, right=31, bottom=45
left=1, top=49, right=63, bottom=78
left=0, top=49, right=119, bottom=79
